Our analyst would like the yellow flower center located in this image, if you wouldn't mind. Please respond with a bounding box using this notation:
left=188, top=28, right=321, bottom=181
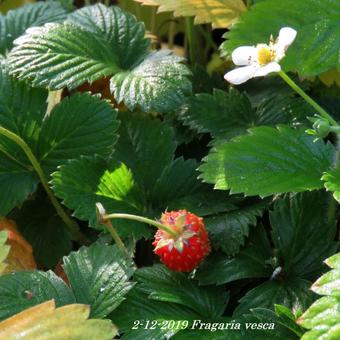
left=257, top=46, right=275, bottom=65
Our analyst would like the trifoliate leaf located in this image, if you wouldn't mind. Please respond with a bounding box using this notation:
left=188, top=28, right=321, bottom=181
left=180, top=89, right=256, bottom=140
left=222, top=0, right=340, bottom=76
left=51, top=156, right=149, bottom=238
left=0, top=1, right=68, bottom=54
left=0, top=231, right=9, bottom=274
left=110, top=50, right=192, bottom=113
left=67, top=3, right=149, bottom=69
left=134, top=0, right=247, bottom=29
left=8, top=22, right=121, bottom=89
left=0, top=270, right=75, bottom=321
left=270, top=191, right=337, bottom=279
left=181, top=89, right=311, bottom=142
left=135, top=264, right=228, bottom=318
left=199, top=126, right=334, bottom=197
left=0, top=300, right=117, bottom=340
left=206, top=201, right=267, bottom=255
left=38, top=92, right=119, bottom=175
left=234, top=279, right=315, bottom=316
left=8, top=4, right=192, bottom=113
left=197, top=224, right=272, bottom=285
left=63, top=243, right=135, bottom=319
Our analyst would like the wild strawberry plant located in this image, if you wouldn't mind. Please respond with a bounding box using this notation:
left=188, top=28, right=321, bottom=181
left=0, top=0, right=339, bottom=339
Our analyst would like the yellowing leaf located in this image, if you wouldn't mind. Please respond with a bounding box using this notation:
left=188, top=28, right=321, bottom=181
left=319, top=69, right=340, bottom=87
left=0, top=231, right=10, bottom=274
left=0, top=218, right=36, bottom=273
left=0, top=300, right=118, bottom=339
left=134, top=0, right=247, bottom=29
left=0, top=0, right=35, bottom=14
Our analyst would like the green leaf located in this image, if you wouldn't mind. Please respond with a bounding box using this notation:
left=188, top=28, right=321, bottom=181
left=243, top=308, right=302, bottom=339
left=135, top=264, right=228, bottom=318
left=298, top=252, right=340, bottom=339
left=181, top=88, right=312, bottom=143
left=311, top=253, right=340, bottom=297
left=199, top=126, right=334, bottom=196
left=255, top=96, right=314, bottom=127
left=8, top=4, right=192, bottom=113
left=0, top=60, right=47, bottom=162
left=51, top=156, right=149, bottom=238
left=8, top=22, right=121, bottom=89
left=0, top=300, right=118, bottom=340
left=0, top=61, right=43, bottom=215
left=0, top=1, right=68, bottom=54
left=63, top=243, right=135, bottom=319
left=9, top=195, right=72, bottom=269
left=299, top=296, right=340, bottom=340
left=167, top=190, right=240, bottom=216
left=325, top=253, right=340, bottom=271
left=67, top=3, right=149, bottom=69
left=234, top=279, right=315, bottom=316
left=151, top=157, right=200, bottom=207
left=111, top=50, right=192, bottom=113
left=222, top=0, right=340, bottom=76
left=206, top=201, right=266, bottom=255
left=274, top=305, right=304, bottom=337
left=191, top=64, right=226, bottom=94
left=111, top=287, right=198, bottom=339
left=0, top=270, right=75, bottom=321
left=0, top=231, right=9, bottom=274
left=114, top=113, right=176, bottom=194
left=322, top=168, right=340, bottom=202
left=181, top=88, right=289, bottom=141
left=270, top=191, right=337, bottom=279
left=197, top=224, right=272, bottom=285
left=38, top=92, right=119, bottom=175
left=0, top=157, right=38, bottom=216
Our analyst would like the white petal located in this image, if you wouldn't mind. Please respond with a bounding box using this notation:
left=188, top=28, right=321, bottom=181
left=253, top=62, right=281, bottom=77
left=224, top=66, right=258, bottom=85
left=276, top=27, right=297, bottom=50
left=231, top=46, right=257, bottom=66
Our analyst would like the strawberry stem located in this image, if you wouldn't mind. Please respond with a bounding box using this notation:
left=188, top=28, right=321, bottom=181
left=103, top=213, right=178, bottom=237
left=96, top=203, right=178, bottom=237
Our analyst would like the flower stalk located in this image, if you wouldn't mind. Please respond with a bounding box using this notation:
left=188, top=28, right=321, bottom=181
left=96, top=203, right=178, bottom=237
left=278, top=71, right=338, bottom=126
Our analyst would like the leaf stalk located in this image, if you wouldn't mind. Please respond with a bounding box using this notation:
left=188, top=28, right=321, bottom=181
left=0, top=126, right=88, bottom=244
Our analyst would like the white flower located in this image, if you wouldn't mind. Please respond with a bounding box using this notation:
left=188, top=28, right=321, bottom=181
left=224, top=27, right=297, bottom=85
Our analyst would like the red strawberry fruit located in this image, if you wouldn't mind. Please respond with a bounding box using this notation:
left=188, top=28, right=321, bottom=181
left=152, top=210, right=211, bottom=272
